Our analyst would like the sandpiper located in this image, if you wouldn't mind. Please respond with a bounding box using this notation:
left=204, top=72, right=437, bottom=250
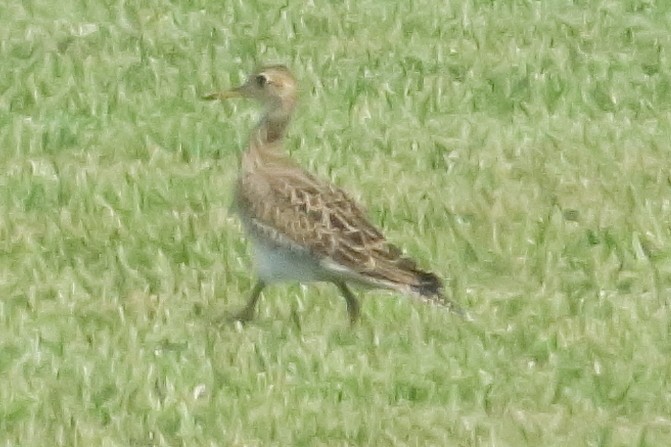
left=205, top=65, right=464, bottom=323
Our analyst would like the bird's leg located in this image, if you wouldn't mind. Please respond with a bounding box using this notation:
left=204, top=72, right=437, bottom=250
left=231, top=280, right=266, bottom=322
left=335, top=281, right=360, bottom=324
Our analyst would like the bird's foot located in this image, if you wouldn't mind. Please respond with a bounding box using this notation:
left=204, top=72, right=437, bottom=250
left=228, top=306, right=256, bottom=323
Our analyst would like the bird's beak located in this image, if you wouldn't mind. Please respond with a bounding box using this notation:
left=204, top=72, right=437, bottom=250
left=202, top=87, right=243, bottom=101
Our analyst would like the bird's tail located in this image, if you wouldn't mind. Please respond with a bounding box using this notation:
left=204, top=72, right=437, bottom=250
left=410, top=270, right=467, bottom=318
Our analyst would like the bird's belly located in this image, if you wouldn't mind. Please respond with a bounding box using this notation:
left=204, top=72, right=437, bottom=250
left=251, top=238, right=327, bottom=283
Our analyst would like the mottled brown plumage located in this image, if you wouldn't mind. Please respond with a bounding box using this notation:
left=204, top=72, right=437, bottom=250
left=205, top=65, right=464, bottom=322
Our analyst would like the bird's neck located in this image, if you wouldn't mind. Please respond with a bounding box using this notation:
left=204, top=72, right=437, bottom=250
left=243, top=103, right=295, bottom=171
left=252, top=101, right=294, bottom=146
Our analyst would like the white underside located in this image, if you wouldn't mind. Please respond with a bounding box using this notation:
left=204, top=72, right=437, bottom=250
left=251, top=236, right=333, bottom=283
left=239, top=214, right=369, bottom=286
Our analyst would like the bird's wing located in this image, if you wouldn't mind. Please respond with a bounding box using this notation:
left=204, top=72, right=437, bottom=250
left=236, top=160, right=444, bottom=299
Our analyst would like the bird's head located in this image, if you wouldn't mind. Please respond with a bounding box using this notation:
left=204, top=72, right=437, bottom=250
left=204, top=65, right=297, bottom=110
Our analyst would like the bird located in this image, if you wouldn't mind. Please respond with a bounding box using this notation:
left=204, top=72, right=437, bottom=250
left=204, top=65, right=464, bottom=323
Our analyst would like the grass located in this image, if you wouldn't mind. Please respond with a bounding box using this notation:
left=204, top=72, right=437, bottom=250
left=1, top=0, right=671, bottom=445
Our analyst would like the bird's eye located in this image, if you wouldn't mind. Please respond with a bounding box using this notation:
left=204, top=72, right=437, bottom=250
left=255, top=74, right=267, bottom=87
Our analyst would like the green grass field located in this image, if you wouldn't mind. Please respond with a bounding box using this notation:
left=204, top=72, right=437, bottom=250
left=2, top=0, right=671, bottom=445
